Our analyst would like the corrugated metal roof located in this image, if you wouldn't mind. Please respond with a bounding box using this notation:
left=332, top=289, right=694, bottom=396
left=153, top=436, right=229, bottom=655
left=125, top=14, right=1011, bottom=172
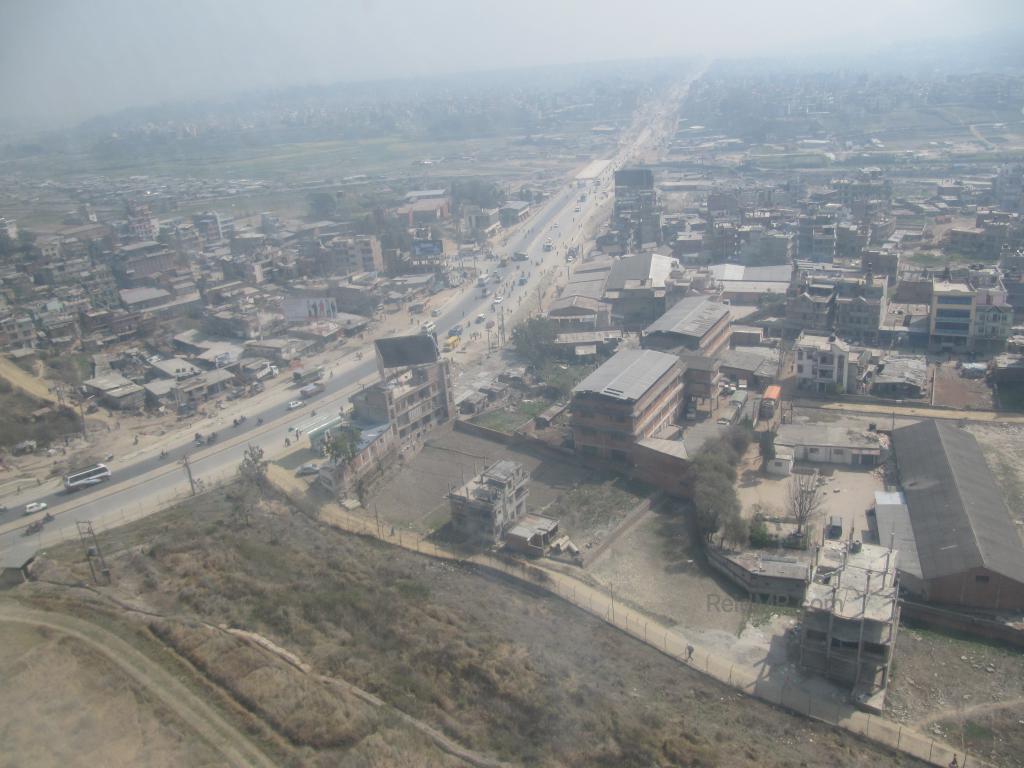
left=605, top=253, right=676, bottom=291
left=894, top=420, right=1024, bottom=584
left=573, top=349, right=678, bottom=401
left=872, top=491, right=922, bottom=580
left=644, top=296, right=730, bottom=338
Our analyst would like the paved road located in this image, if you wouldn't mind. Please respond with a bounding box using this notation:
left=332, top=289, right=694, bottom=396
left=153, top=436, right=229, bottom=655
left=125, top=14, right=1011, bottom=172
left=0, top=80, right=680, bottom=557
left=0, top=164, right=609, bottom=554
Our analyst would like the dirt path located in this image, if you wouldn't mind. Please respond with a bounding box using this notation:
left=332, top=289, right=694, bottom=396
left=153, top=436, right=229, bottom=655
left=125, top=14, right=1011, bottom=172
left=913, top=696, right=1024, bottom=729
left=0, top=601, right=276, bottom=768
left=0, top=356, right=56, bottom=402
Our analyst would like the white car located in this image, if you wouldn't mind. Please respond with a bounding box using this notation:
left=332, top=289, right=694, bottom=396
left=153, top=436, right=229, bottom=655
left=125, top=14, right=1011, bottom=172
left=492, top=296, right=504, bottom=306
left=287, top=400, right=304, bottom=411
left=24, top=502, right=48, bottom=515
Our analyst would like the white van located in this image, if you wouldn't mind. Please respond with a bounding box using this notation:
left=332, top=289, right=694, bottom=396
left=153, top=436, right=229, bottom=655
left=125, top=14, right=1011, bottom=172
left=420, top=321, right=437, bottom=335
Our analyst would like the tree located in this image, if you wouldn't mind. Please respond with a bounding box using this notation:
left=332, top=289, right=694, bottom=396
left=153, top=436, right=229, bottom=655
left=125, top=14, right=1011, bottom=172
left=307, top=191, right=338, bottom=220
left=235, top=443, right=268, bottom=525
left=325, top=425, right=362, bottom=464
left=787, top=473, right=821, bottom=534
left=238, top=443, right=268, bottom=488
left=512, top=317, right=557, bottom=368
left=722, top=512, right=750, bottom=549
left=694, top=471, right=740, bottom=542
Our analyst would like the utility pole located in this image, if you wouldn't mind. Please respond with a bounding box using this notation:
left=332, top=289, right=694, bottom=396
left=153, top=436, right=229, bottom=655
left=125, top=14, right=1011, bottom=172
left=78, top=397, right=88, bottom=442
left=181, top=453, right=197, bottom=496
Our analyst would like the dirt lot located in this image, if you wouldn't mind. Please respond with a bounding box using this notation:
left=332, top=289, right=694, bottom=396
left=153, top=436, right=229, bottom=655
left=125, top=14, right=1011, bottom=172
left=737, top=463, right=885, bottom=545
left=885, top=624, right=1024, bottom=768
left=366, top=424, right=642, bottom=548
left=932, top=361, right=995, bottom=410
left=18, top=486, right=926, bottom=768
left=0, top=620, right=224, bottom=768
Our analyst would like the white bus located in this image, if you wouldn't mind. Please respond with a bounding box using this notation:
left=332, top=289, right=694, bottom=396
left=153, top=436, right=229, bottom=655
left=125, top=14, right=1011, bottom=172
left=64, top=463, right=112, bottom=491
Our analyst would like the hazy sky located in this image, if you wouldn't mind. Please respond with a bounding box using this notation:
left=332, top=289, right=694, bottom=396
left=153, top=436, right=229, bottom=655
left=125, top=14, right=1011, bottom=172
left=2, top=0, right=1023, bottom=128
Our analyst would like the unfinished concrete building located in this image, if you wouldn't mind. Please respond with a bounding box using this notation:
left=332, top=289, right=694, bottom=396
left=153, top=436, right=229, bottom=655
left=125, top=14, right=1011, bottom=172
left=449, top=460, right=530, bottom=546
left=798, top=539, right=900, bottom=712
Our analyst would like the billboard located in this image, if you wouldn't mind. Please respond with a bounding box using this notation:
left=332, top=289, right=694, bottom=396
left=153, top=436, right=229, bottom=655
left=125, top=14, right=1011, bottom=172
left=284, top=297, right=338, bottom=322
left=412, top=239, right=444, bottom=258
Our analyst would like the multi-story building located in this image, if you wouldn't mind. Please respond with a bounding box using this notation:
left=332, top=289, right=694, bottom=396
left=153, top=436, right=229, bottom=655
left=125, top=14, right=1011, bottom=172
left=640, top=295, right=732, bottom=358
left=785, top=285, right=833, bottom=335
left=570, top=349, right=683, bottom=465
left=193, top=211, right=228, bottom=244
left=0, top=312, right=35, bottom=351
left=797, top=209, right=839, bottom=263
left=993, top=164, right=1024, bottom=213
left=314, top=235, right=384, bottom=276
left=350, top=334, right=454, bottom=449
left=613, top=168, right=662, bottom=248
left=832, top=276, right=887, bottom=343
left=125, top=202, right=160, bottom=242
left=758, top=230, right=795, bottom=265
left=449, top=460, right=530, bottom=546
left=793, top=333, right=850, bottom=393
left=799, top=539, right=900, bottom=711
left=601, top=253, right=681, bottom=330
left=929, top=280, right=975, bottom=351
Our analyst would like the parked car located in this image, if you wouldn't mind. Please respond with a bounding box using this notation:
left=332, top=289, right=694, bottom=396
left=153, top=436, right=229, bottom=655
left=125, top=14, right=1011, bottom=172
left=295, top=463, right=320, bottom=477
left=24, top=502, right=48, bottom=515
left=431, top=308, right=442, bottom=317
left=287, top=400, right=304, bottom=411
left=475, top=313, right=486, bottom=324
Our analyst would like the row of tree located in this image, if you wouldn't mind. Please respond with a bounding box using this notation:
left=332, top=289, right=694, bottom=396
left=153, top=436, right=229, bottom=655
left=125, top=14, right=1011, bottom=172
left=691, top=427, right=752, bottom=548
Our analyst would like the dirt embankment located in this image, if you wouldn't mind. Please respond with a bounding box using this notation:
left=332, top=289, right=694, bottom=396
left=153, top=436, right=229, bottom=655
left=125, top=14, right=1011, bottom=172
left=0, top=356, right=56, bottom=403
left=16, top=487, right=927, bottom=768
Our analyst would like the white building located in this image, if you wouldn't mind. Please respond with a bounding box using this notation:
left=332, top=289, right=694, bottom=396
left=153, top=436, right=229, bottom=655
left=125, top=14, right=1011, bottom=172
left=794, top=333, right=850, bottom=393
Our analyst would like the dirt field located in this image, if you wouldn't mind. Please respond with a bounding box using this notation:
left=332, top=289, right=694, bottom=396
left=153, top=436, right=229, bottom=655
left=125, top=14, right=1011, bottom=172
left=0, top=620, right=225, bottom=768
left=931, top=361, right=995, bottom=410
left=18, top=486, right=926, bottom=768
left=365, top=424, right=636, bottom=546
left=885, top=624, right=1024, bottom=768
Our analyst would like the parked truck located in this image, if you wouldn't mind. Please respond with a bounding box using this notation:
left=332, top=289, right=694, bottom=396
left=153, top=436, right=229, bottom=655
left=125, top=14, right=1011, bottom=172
left=760, top=385, right=782, bottom=418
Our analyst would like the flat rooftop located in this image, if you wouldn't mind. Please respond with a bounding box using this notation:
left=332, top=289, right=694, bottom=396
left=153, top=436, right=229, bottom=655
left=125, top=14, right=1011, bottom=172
left=806, top=540, right=899, bottom=624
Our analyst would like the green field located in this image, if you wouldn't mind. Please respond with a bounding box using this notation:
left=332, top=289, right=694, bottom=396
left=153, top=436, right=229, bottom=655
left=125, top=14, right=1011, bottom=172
left=5, top=134, right=519, bottom=183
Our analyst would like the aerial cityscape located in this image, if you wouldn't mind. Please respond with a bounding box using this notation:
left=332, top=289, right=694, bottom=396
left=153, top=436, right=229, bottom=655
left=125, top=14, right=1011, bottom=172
left=1, top=2, right=1024, bottom=767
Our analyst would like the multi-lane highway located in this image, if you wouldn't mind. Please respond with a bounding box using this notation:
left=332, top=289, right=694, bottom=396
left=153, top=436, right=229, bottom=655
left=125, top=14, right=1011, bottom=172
left=0, top=83, right=682, bottom=559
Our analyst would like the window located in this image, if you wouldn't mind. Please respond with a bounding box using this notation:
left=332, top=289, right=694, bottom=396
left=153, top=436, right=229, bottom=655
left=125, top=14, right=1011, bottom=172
left=808, top=447, right=820, bottom=454
left=975, top=574, right=990, bottom=584
left=797, top=364, right=804, bottom=374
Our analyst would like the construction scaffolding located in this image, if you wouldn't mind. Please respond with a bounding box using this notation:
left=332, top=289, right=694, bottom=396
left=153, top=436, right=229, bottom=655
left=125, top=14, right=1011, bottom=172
left=798, top=533, right=900, bottom=713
